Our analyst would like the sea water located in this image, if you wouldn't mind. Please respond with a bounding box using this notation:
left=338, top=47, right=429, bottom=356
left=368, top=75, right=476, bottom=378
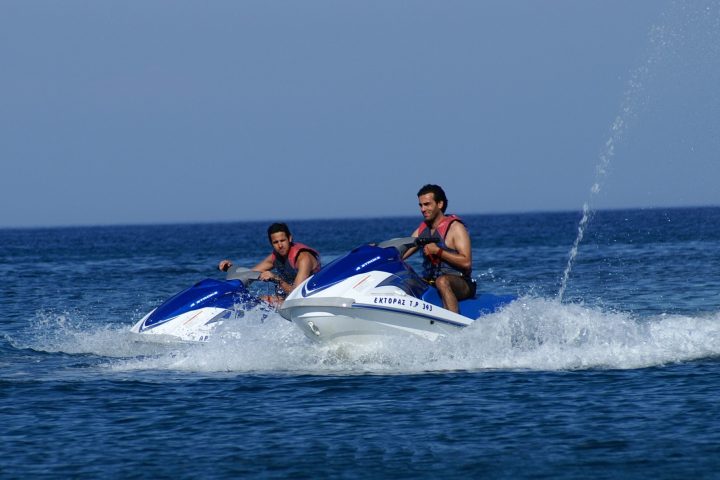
left=2, top=209, right=720, bottom=478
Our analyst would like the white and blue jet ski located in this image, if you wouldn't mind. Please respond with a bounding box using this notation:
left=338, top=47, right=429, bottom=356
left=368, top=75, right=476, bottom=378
left=279, top=237, right=516, bottom=344
left=130, top=266, right=262, bottom=342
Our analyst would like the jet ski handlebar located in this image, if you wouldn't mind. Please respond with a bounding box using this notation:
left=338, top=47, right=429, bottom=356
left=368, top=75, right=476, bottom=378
left=413, top=237, right=439, bottom=246
left=377, top=236, right=437, bottom=256
left=225, top=266, right=261, bottom=285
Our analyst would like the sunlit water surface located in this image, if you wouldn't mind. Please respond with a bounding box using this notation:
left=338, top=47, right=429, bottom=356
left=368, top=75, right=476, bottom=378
left=2, top=209, right=719, bottom=478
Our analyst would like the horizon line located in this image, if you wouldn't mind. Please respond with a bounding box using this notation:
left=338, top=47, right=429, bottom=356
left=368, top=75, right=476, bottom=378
left=2, top=203, right=718, bottom=231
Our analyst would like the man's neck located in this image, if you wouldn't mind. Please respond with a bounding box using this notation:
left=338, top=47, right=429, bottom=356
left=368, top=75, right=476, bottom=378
left=426, top=213, right=445, bottom=230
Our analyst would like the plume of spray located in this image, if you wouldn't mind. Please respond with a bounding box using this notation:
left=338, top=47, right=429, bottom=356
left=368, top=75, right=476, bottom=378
left=557, top=3, right=688, bottom=301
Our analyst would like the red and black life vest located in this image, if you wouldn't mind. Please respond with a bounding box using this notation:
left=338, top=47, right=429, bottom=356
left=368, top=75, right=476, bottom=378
left=416, top=214, right=470, bottom=279
left=271, top=242, right=321, bottom=285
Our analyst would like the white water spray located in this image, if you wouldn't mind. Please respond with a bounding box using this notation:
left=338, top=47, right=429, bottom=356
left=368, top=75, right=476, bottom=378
left=557, top=3, right=692, bottom=301
left=21, top=301, right=720, bottom=374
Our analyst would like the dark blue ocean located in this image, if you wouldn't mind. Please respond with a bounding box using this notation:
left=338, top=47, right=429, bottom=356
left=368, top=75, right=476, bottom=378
left=2, top=208, right=719, bottom=479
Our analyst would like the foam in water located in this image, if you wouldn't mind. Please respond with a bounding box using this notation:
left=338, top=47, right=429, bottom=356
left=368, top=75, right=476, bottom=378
left=17, top=300, right=720, bottom=375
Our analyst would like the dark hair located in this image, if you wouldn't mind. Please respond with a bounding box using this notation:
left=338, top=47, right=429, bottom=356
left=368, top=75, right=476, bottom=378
left=417, top=184, right=448, bottom=213
left=267, top=222, right=292, bottom=242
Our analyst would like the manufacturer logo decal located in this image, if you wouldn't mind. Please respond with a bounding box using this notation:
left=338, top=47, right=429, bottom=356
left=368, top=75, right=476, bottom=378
left=356, top=256, right=381, bottom=271
left=190, top=291, right=218, bottom=308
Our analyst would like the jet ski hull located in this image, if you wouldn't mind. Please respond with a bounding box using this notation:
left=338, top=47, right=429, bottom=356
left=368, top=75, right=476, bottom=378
left=281, top=295, right=466, bottom=342
left=280, top=249, right=516, bottom=345
left=130, top=276, right=260, bottom=342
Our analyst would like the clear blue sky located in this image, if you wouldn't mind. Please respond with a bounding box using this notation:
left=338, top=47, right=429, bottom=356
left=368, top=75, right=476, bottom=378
left=1, top=1, right=719, bottom=228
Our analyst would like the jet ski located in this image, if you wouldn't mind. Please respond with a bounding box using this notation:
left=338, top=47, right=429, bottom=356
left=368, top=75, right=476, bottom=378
left=130, top=266, right=263, bottom=342
left=279, top=237, right=516, bottom=343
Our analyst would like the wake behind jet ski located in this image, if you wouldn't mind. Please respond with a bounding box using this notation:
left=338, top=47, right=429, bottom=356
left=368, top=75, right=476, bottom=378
left=129, top=266, right=264, bottom=342
left=279, top=237, right=516, bottom=344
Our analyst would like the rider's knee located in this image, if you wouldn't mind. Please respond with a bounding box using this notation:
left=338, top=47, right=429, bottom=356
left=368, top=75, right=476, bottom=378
left=435, top=275, right=451, bottom=291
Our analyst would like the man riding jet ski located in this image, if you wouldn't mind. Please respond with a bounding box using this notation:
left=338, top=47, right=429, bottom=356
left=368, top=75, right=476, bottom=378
left=279, top=185, right=515, bottom=344
left=403, top=184, right=475, bottom=314
left=219, top=222, right=321, bottom=306
left=131, top=223, right=321, bottom=342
